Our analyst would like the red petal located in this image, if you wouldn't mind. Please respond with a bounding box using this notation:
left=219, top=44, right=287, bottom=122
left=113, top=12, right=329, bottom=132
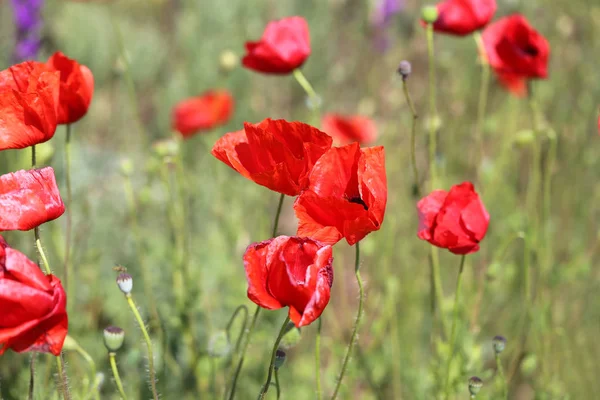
left=172, top=90, right=234, bottom=137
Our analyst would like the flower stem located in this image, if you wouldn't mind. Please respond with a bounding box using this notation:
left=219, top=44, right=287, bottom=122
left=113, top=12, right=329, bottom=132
left=125, top=294, right=158, bottom=400
left=74, top=342, right=100, bottom=400
left=64, top=124, right=73, bottom=311
left=28, top=354, right=36, bottom=400
left=225, top=305, right=249, bottom=354
left=293, top=69, right=319, bottom=107
left=109, top=352, right=128, bottom=400
left=35, top=235, right=51, bottom=276
left=431, top=246, right=448, bottom=337
left=495, top=352, right=508, bottom=399
left=426, top=23, right=438, bottom=188
left=402, top=75, right=420, bottom=197
left=473, top=32, right=490, bottom=168
left=225, top=193, right=286, bottom=400
left=55, top=355, right=71, bottom=400
left=257, top=316, right=291, bottom=399
left=275, top=369, right=281, bottom=400
left=315, top=317, right=323, bottom=400
left=443, top=255, right=467, bottom=400
left=330, top=242, right=364, bottom=400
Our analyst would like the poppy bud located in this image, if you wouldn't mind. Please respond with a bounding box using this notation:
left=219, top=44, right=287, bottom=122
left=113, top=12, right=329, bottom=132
left=468, top=376, right=483, bottom=397
left=208, top=330, right=231, bottom=358
left=274, top=349, right=286, bottom=370
left=520, top=354, right=537, bottom=377
left=116, top=273, right=133, bottom=294
left=492, top=335, right=506, bottom=354
left=279, top=323, right=302, bottom=350
left=152, top=138, right=180, bottom=159
left=421, top=6, right=439, bottom=24
left=219, top=50, right=238, bottom=73
left=119, top=158, right=134, bottom=176
left=397, top=60, right=412, bottom=80
left=61, top=335, right=78, bottom=351
left=513, top=130, right=535, bottom=146
left=103, top=326, right=125, bottom=352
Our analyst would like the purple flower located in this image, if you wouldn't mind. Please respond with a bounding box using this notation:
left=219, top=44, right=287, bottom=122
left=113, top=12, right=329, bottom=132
left=10, top=0, right=44, bottom=62
left=371, top=0, right=404, bottom=52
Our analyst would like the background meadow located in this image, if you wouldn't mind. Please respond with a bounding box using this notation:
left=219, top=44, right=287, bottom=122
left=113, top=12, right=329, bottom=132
left=1, top=0, right=599, bottom=399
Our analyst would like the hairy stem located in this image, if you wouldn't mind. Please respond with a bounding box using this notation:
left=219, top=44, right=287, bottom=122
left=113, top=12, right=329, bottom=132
left=257, top=316, right=291, bottom=399
left=402, top=75, right=420, bottom=197
left=109, top=353, right=128, bottom=400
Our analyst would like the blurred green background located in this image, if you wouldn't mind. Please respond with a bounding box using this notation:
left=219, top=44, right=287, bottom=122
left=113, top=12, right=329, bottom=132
left=1, top=0, right=599, bottom=399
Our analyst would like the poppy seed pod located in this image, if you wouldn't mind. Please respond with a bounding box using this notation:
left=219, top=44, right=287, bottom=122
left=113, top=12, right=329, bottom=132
left=274, top=349, right=286, bottom=370
left=493, top=335, right=507, bottom=353
left=116, top=273, right=133, bottom=294
left=421, top=6, right=439, bottom=24
left=397, top=60, right=412, bottom=80
left=103, top=326, right=125, bottom=352
left=468, top=376, right=483, bottom=397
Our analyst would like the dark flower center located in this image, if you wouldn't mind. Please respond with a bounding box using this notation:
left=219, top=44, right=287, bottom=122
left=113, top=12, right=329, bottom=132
left=347, top=196, right=368, bottom=210
left=522, top=45, right=539, bottom=56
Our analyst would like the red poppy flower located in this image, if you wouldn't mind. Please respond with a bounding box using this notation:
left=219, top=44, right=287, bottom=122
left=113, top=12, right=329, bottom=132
left=322, top=114, right=378, bottom=145
left=0, top=236, right=68, bottom=356
left=294, top=143, right=387, bottom=245
left=417, top=182, right=489, bottom=254
left=0, top=167, right=65, bottom=231
left=172, top=90, right=234, bottom=138
left=496, top=71, right=527, bottom=97
left=242, top=16, right=311, bottom=74
left=47, top=51, right=94, bottom=124
left=0, top=61, right=60, bottom=150
left=244, top=236, right=333, bottom=327
left=425, top=0, right=496, bottom=36
left=483, top=14, right=550, bottom=80
left=211, top=118, right=333, bottom=196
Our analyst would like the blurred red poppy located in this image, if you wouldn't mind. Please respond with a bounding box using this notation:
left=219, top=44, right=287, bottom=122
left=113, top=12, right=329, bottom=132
left=417, top=182, right=489, bottom=254
left=322, top=114, right=378, bottom=145
left=172, top=90, right=234, bottom=138
left=47, top=51, right=94, bottom=124
left=0, top=236, right=68, bottom=356
left=0, top=167, right=65, bottom=231
left=294, top=143, right=387, bottom=245
left=0, top=61, right=59, bottom=150
left=483, top=15, right=549, bottom=83
left=211, top=118, right=332, bottom=196
left=242, top=16, right=311, bottom=74
left=426, top=0, right=496, bottom=36
left=244, top=236, right=333, bottom=327
left=496, top=71, right=527, bottom=97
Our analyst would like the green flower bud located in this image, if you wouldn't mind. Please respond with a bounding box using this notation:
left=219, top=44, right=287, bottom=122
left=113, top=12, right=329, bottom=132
left=493, top=335, right=507, bottom=354
left=208, top=330, right=231, bottom=358
left=274, top=349, right=286, bottom=370
left=279, top=322, right=302, bottom=350
left=421, top=6, right=439, bottom=24
left=468, top=376, right=483, bottom=397
left=219, top=50, right=239, bottom=73
left=103, top=326, right=125, bottom=352
left=152, top=138, right=180, bottom=158
left=119, top=158, right=134, bottom=176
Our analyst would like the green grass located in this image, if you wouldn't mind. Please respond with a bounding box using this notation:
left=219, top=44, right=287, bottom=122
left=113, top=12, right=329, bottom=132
left=1, top=0, right=600, bottom=399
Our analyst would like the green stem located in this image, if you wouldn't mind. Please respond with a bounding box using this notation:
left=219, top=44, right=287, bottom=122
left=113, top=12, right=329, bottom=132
left=426, top=23, right=438, bottom=188
left=210, top=356, right=217, bottom=400
left=125, top=294, right=158, bottom=400
left=28, top=354, right=35, bottom=400
left=443, top=255, right=467, bottom=400
left=275, top=369, right=281, bottom=400
left=226, top=193, right=285, bottom=400
left=55, top=355, right=71, bottom=400
left=109, top=353, right=128, bottom=400
left=431, top=247, right=448, bottom=336
left=473, top=32, right=490, bottom=170
left=257, top=316, right=292, bottom=399
left=225, top=305, right=249, bottom=354
left=74, top=343, right=100, bottom=400
left=31, top=144, right=37, bottom=167
left=496, top=353, right=508, bottom=400
left=315, top=317, right=322, bottom=400
left=402, top=76, right=420, bottom=197
left=293, top=69, right=319, bottom=107
left=330, top=242, right=364, bottom=400
left=35, top=235, right=51, bottom=275
left=64, top=124, right=73, bottom=311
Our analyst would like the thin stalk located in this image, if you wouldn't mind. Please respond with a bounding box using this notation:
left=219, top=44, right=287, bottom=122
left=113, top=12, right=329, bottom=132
left=109, top=353, right=128, bottom=400
left=55, top=355, right=71, bottom=400
left=257, top=316, right=292, bottom=399
left=210, top=357, right=217, bottom=400
left=225, top=193, right=286, bottom=400
left=315, top=317, right=323, bottom=400
left=495, top=353, right=508, bottom=400
left=74, top=343, right=100, bottom=400
left=64, top=124, right=73, bottom=309
left=225, top=305, right=249, bottom=354
left=275, top=369, right=281, bottom=400
left=35, top=236, right=51, bottom=275
left=28, top=354, right=35, bottom=400
left=125, top=294, right=159, bottom=400
left=293, top=69, right=319, bottom=106
left=473, top=32, right=490, bottom=168
left=431, top=247, right=448, bottom=336
left=402, top=75, right=420, bottom=197
left=443, top=255, right=467, bottom=400
left=426, top=23, right=438, bottom=187
left=330, top=242, right=364, bottom=400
